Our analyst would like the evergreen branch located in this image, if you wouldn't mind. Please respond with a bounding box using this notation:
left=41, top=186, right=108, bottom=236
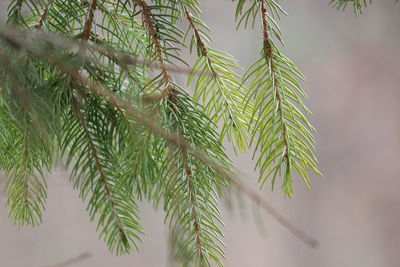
left=159, top=93, right=228, bottom=266
left=63, top=94, right=143, bottom=254
left=181, top=146, right=203, bottom=254
left=330, top=0, right=398, bottom=14
left=0, top=49, right=60, bottom=226
left=183, top=7, right=252, bottom=153
left=0, top=105, right=50, bottom=226
left=0, top=25, right=320, bottom=260
left=237, top=0, right=321, bottom=196
left=72, top=95, right=128, bottom=243
left=135, top=3, right=227, bottom=260
left=32, top=0, right=56, bottom=30
left=131, top=7, right=221, bottom=258
left=330, top=0, right=372, bottom=15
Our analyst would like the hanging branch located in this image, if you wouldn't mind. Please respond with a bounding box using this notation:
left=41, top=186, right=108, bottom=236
left=235, top=0, right=321, bottom=196
left=0, top=0, right=337, bottom=262
left=182, top=4, right=252, bottom=153
left=330, top=0, right=371, bottom=15
left=136, top=2, right=227, bottom=265
left=71, top=95, right=131, bottom=248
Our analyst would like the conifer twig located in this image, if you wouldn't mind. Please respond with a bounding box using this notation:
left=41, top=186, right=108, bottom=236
left=137, top=1, right=211, bottom=259
left=181, top=137, right=204, bottom=253
left=35, top=7, right=48, bottom=29
left=137, top=0, right=173, bottom=91
left=71, top=95, right=129, bottom=246
left=82, top=0, right=98, bottom=40
left=260, top=0, right=290, bottom=164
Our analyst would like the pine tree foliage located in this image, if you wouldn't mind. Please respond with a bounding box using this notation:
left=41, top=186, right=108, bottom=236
left=330, top=0, right=399, bottom=15
left=330, top=0, right=372, bottom=15
left=0, top=0, right=394, bottom=265
left=233, top=0, right=322, bottom=196
left=183, top=2, right=252, bottom=153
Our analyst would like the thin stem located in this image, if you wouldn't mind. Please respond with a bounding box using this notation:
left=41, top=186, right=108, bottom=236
left=181, top=133, right=204, bottom=253
left=136, top=0, right=173, bottom=90
left=259, top=0, right=291, bottom=162
left=82, top=0, right=98, bottom=40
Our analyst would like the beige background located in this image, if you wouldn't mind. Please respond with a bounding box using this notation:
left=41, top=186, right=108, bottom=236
left=1, top=1, right=400, bottom=266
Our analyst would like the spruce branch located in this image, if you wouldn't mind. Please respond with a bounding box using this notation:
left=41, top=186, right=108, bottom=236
left=0, top=0, right=342, bottom=261
left=330, top=0, right=399, bottom=15
left=235, top=0, right=321, bottom=196
left=136, top=2, right=227, bottom=263
left=34, top=5, right=48, bottom=29
left=0, top=26, right=318, bottom=250
left=330, top=0, right=372, bottom=15
left=183, top=6, right=252, bottom=153
left=61, top=93, right=144, bottom=254
left=72, top=95, right=133, bottom=250
left=0, top=25, right=318, bottom=250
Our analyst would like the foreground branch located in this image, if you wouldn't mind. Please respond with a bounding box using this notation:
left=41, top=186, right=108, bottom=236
left=0, top=27, right=318, bottom=248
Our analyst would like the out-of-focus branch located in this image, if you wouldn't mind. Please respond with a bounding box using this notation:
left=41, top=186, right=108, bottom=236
left=232, top=179, right=318, bottom=248
left=45, top=252, right=91, bottom=267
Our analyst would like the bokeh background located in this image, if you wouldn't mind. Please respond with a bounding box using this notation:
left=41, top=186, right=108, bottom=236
left=1, top=1, right=400, bottom=266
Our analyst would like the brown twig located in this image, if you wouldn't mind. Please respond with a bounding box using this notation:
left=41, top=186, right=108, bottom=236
left=136, top=0, right=173, bottom=90
left=35, top=7, right=48, bottom=29
left=259, top=0, right=291, bottom=164
left=82, top=0, right=98, bottom=40
left=181, top=134, right=204, bottom=253
left=260, top=0, right=273, bottom=59
left=184, top=8, right=216, bottom=78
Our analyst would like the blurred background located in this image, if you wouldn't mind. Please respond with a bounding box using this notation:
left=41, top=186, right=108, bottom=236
left=1, top=0, right=400, bottom=266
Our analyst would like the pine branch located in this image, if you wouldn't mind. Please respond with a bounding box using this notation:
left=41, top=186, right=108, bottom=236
left=235, top=0, right=321, bottom=196
left=135, top=3, right=227, bottom=263
left=0, top=0, right=335, bottom=258
left=0, top=96, right=51, bottom=226
left=158, top=93, right=228, bottom=266
left=183, top=6, right=252, bottom=153
left=330, top=0, right=372, bottom=15
left=62, top=94, right=143, bottom=254
left=0, top=27, right=318, bottom=250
